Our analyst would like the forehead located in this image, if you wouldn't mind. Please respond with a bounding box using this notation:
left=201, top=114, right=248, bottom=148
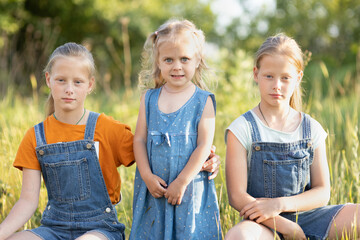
left=258, top=54, right=299, bottom=73
left=51, top=56, right=90, bottom=73
left=157, top=32, right=198, bottom=56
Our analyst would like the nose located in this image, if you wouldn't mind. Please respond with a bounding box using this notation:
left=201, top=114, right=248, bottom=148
left=65, top=82, right=74, bottom=94
left=273, top=78, right=281, bottom=90
left=173, top=60, right=182, bottom=70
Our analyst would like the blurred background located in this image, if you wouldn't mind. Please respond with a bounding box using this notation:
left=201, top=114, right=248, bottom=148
left=1, top=0, right=360, bottom=238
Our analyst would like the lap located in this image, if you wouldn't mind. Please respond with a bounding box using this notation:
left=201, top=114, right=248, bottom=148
left=328, top=203, right=360, bottom=239
left=225, top=220, right=276, bottom=240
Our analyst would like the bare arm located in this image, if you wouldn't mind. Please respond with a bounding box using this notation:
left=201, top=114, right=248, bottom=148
left=133, top=94, right=167, bottom=198
left=226, top=131, right=305, bottom=237
left=165, top=96, right=215, bottom=205
left=0, top=168, right=41, bottom=239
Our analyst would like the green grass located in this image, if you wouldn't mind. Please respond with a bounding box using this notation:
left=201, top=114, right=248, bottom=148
left=1, top=62, right=359, bottom=239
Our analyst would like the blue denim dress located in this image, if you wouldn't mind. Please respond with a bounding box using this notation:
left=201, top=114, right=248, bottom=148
left=29, top=112, right=125, bottom=240
left=130, top=87, right=221, bottom=240
left=243, top=111, right=344, bottom=240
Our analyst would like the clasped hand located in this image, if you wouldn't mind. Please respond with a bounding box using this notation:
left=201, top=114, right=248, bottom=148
left=144, top=174, right=186, bottom=205
left=240, top=198, right=282, bottom=223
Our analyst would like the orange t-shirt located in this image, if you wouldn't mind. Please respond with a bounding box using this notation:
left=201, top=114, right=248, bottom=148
left=13, top=113, right=135, bottom=204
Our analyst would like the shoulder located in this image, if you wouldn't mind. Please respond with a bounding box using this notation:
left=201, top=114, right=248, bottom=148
left=225, top=114, right=249, bottom=143
left=304, top=113, right=327, bottom=146
left=227, top=114, right=248, bottom=135
left=97, top=113, right=132, bottom=133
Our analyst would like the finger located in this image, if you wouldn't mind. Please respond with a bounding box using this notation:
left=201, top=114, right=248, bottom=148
left=211, top=145, right=216, bottom=153
left=248, top=211, right=260, bottom=221
left=172, top=198, right=177, bottom=205
left=177, top=195, right=183, bottom=205
left=240, top=203, right=252, bottom=216
left=255, top=215, right=266, bottom=223
left=155, top=176, right=168, bottom=188
left=208, top=169, right=219, bottom=180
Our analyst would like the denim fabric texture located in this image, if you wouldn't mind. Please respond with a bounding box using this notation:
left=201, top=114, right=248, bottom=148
left=30, top=112, right=125, bottom=240
left=243, top=111, right=344, bottom=240
left=130, top=87, right=221, bottom=240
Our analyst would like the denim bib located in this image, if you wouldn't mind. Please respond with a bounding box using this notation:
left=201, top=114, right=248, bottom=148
left=32, top=112, right=125, bottom=239
left=243, top=111, right=344, bottom=240
left=130, top=87, right=221, bottom=240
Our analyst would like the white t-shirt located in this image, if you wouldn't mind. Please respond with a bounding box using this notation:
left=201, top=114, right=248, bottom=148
left=225, top=110, right=327, bottom=169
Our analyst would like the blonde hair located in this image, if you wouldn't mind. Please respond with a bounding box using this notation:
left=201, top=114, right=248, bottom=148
left=44, top=42, right=96, bottom=116
left=255, top=34, right=304, bottom=111
left=139, top=19, right=209, bottom=91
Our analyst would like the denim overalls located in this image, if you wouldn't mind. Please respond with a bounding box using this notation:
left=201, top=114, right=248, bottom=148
left=130, top=87, right=221, bottom=240
left=30, top=112, right=125, bottom=240
left=244, top=111, right=344, bottom=240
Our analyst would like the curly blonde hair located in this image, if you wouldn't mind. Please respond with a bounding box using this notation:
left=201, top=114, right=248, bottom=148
left=139, top=18, right=209, bottom=91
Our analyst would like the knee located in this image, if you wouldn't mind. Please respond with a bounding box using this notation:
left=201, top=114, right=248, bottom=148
left=225, top=226, right=253, bottom=240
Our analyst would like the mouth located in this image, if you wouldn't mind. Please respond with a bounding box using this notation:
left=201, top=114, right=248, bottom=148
left=270, top=94, right=282, bottom=98
left=62, top=98, right=75, bottom=102
left=171, top=74, right=185, bottom=78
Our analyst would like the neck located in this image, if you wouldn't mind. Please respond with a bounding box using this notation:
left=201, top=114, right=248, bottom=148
left=258, top=102, right=291, bottom=131
left=53, top=108, right=87, bottom=125
left=163, top=83, right=194, bottom=94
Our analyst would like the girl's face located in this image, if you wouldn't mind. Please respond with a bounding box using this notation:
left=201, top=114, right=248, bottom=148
left=254, top=54, right=303, bottom=107
left=46, top=56, right=94, bottom=114
left=157, top=32, right=200, bottom=90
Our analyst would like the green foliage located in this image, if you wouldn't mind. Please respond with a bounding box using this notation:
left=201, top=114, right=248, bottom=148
left=1, top=52, right=360, bottom=238
left=0, top=0, right=217, bottom=96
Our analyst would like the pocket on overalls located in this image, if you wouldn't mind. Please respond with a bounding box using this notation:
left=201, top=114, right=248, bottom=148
left=43, top=158, right=91, bottom=202
left=263, top=155, right=310, bottom=198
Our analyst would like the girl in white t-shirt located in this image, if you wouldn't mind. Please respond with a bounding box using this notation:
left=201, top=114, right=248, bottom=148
left=225, top=34, right=360, bottom=240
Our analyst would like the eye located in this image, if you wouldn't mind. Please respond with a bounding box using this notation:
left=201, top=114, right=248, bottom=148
left=165, top=58, right=172, bottom=63
left=181, top=57, right=189, bottom=63
left=265, top=75, right=272, bottom=79
left=282, top=76, right=291, bottom=81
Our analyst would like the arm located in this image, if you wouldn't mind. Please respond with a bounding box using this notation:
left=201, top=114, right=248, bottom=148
left=133, top=94, right=167, bottom=198
left=165, top=96, right=215, bottom=205
left=226, top=131, right=305, bottom=238
left=241, top=140, right=330, bottom=222
left=0, top=168, right=41, bottom=239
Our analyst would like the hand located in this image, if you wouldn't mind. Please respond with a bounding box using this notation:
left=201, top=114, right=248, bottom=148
left=143, top=174, right=167, bottom=198
left=240, top=198, right=282, bottom=223
left=281, top=221, right=306, bottom=240
left=201, top=145, right=221, bottom=180
left=164, top=178, right=187, bottom=205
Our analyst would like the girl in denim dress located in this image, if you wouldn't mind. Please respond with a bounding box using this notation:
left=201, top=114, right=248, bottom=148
left=225, top=34, right=360, bottom=240
left=130, top=19, right=221, bottom=240
left=0, top=43, right=135, bottom=240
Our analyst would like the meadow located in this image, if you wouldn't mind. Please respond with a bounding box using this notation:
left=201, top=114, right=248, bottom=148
left=1, top=52, right=359, bottom=239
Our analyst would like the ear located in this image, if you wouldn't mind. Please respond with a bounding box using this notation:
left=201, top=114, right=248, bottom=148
left=253, top=67, right=259, bottom=83
left=45, top=72, right=51, bottom=88
left=297, top=70, right=303, bottom=85
left=196, top=56, right=201, bottom=68
left=88, top=77, right=95, bottom=93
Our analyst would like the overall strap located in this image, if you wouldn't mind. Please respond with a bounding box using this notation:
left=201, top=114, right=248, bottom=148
left=302, top=113, right=312, bottom=139
left=243, top=111, right=262, bottom=142
left=84, top=111, right=100, bottom=140
left=34, top=122, right=47, bottom=147
left=145, top=88, right=160, bottom=128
